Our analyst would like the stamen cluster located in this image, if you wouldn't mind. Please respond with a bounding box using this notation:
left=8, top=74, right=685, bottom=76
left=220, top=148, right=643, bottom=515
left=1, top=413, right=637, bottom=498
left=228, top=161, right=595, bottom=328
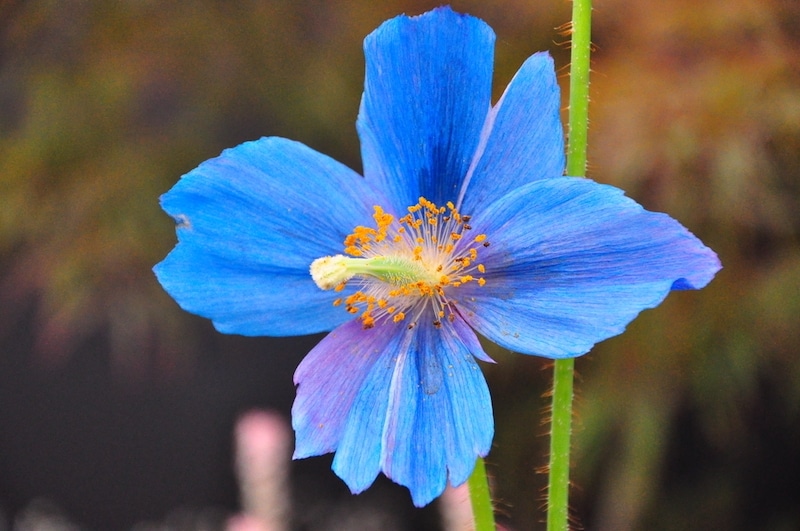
left=333, top=197, right=489, bottom=330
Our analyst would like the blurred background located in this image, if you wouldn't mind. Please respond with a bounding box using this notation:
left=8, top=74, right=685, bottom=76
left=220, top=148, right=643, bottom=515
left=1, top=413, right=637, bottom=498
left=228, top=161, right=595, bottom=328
left=1, top=0, right=798, bottom=529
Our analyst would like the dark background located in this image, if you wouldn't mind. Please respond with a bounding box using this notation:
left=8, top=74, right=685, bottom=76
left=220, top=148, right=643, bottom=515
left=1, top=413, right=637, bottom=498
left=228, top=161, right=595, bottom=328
left=1, top=0, right=799, bottom=529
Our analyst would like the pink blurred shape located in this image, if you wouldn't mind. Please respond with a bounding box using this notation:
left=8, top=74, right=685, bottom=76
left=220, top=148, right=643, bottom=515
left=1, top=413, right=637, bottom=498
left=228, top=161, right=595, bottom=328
left=229, top=410, right=292, bottom=531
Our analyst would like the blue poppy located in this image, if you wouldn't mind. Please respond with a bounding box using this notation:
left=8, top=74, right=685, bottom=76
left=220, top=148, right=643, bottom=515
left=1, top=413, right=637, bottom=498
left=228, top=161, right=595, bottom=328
left=154, top=6, right=720, bottom=507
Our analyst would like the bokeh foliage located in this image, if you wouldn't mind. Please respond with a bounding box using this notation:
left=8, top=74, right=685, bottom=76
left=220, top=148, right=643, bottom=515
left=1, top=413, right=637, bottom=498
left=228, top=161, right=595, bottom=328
left=574, top=0, right=800, bottom=529
left=1, top=0, right=798, bottom=529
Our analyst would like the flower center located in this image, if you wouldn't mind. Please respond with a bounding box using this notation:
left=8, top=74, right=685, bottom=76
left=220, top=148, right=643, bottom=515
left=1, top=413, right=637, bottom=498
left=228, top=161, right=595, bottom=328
left=309, top=197, right=489, bottom=329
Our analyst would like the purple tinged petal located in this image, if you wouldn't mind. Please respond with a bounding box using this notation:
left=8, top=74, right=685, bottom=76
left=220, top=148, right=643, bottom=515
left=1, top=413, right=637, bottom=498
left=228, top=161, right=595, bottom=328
left=292, top=315, right=493, bottom=506
left=154, top=137, right=384, bottom=336
left=357, top=6, right=495, bottom=212
left=459, top=53, right=565, bottom=212
left=293, top=319, right=399, bottom=491
left=332, top=333, right=409, bottom=494
left=462, top=177, right=721, bottom=358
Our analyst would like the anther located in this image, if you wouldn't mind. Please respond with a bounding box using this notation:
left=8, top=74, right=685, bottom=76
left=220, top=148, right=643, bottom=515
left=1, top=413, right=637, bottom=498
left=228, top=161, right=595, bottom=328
left=313, top=196, right=490, bottom=330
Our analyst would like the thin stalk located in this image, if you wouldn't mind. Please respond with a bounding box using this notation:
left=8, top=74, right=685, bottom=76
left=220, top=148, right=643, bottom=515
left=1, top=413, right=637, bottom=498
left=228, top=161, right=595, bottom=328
left=468, top=456, right=496, bottom=531
left=566, top=0, right=592, bottom=178
left=547, top=358, right=576, bottom=530
left=547, top=0, right=592, bottom=530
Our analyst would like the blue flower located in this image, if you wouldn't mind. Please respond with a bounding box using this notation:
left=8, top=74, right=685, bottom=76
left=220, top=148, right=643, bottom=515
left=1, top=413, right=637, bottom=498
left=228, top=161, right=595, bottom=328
left=154, top=7, right=721, bottom=507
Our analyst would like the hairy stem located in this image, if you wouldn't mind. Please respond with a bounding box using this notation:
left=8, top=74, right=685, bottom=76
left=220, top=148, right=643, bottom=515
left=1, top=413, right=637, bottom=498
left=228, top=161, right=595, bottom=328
left=548, top=0, right=592, bottom=530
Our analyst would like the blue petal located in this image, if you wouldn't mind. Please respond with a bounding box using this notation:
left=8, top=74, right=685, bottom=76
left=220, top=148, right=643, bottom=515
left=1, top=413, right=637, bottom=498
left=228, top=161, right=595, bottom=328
left=382, top=314, right=494, bottom=506
left=154, top=137, right=383, bottom=336
left=357, top=6, right=495, bottom=211
left=461, top=177, right=721, bottom=358
left=292, top=315, right=493, bottom=506
left=459, top=53, right=565, bottom=213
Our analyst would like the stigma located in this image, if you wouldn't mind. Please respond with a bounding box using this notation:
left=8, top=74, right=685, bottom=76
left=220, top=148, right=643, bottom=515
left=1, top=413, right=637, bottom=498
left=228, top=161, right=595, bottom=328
left=309, top=197, right=488, bottom=330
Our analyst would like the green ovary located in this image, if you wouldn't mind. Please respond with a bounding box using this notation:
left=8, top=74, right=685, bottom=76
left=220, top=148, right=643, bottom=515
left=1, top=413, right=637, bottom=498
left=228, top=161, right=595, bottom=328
left=310, top=254, right=439, bottom=290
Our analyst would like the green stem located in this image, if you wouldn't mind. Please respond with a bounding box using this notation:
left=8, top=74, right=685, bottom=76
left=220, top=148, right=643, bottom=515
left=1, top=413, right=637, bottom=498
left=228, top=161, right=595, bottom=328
left=468, top=456, right=496, bottom=531
left=566, top=0, right=592, bottom=178
left=548, top=1, right=592, bottom=530
left=547, top=358, right=576, bottom=531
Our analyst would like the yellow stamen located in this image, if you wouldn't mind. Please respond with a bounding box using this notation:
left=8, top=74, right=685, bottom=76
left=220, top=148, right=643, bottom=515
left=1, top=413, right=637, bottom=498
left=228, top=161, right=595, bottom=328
left=310, top=197, right=490, bottom=329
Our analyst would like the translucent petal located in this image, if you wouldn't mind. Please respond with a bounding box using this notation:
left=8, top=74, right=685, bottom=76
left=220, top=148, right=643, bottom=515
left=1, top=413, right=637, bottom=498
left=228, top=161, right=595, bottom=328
left=459, top=53, right=565, bottom=213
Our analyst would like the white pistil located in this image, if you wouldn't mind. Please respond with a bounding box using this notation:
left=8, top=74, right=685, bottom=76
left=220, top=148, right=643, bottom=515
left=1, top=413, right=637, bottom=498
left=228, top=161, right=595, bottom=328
left=309, top=255, right=354, bottom=290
